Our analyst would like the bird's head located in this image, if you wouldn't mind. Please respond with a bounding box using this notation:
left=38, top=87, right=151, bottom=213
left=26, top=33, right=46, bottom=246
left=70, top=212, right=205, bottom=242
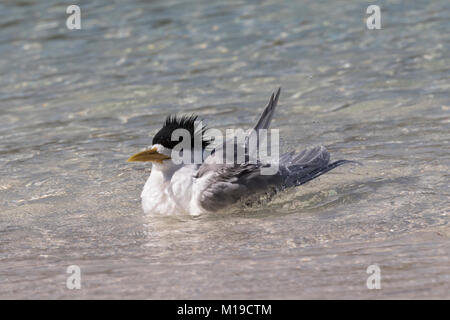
left=127, top=115, right=210, bottom=164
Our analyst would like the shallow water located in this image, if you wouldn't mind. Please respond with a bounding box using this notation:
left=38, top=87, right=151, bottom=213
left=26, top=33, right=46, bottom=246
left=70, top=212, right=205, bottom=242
left=0, top=0, right=449, bottom=299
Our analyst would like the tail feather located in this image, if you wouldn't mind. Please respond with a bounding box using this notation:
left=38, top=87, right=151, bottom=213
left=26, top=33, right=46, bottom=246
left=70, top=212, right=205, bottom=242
left=280, top=146, right=360, bottom=187
left=293, top=159, right=358, bottom=187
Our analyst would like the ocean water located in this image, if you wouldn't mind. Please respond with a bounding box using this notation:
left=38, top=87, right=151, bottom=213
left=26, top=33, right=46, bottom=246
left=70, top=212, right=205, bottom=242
left=0, top=0, right=448, bottom=299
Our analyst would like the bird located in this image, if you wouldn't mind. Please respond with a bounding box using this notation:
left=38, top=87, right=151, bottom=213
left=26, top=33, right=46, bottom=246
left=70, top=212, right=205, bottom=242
left=128, top=88, right=357, bottom=216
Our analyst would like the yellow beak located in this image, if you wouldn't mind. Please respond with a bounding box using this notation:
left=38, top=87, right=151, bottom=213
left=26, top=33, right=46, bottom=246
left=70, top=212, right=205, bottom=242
left=127, top=147, right=171, bottom=163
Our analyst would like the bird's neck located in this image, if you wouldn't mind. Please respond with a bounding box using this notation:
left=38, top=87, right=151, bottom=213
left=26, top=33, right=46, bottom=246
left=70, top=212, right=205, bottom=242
left=151, top=161, right=181, bottom=180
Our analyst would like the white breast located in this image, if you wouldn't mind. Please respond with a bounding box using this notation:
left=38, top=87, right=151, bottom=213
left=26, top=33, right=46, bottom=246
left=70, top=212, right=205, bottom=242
left=141, top=164, right=207, bottom=216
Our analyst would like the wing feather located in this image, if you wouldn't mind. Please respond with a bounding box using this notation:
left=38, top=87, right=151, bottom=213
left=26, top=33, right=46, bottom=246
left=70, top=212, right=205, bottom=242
left=195, top=88, right=355, bottom=212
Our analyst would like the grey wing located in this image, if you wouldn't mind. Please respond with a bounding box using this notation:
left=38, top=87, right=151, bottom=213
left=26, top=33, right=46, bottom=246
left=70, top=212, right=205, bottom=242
left=196, top=163, right=283, bottom=212
left=197, top=88, right=283, bottom=212
left=207, top=88, right=281, bottom=161
left=196, top=88, right=355, bottom=212
left=253, top=87, right=281, bottom=131
left=196, top=145, right=354, bottom=212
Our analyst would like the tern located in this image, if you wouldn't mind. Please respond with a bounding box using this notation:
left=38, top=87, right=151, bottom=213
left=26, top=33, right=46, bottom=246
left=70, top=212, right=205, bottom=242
left=128, top=88, right=356, bottom=216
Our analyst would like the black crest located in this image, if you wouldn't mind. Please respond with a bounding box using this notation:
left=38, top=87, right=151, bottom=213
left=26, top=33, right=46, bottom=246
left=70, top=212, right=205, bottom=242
left=152, top=114, right=211, bottom=150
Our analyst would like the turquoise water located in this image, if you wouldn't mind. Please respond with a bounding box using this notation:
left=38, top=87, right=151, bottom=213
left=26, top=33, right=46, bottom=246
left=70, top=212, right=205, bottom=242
left=0, top=0, right=448, bottom=298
